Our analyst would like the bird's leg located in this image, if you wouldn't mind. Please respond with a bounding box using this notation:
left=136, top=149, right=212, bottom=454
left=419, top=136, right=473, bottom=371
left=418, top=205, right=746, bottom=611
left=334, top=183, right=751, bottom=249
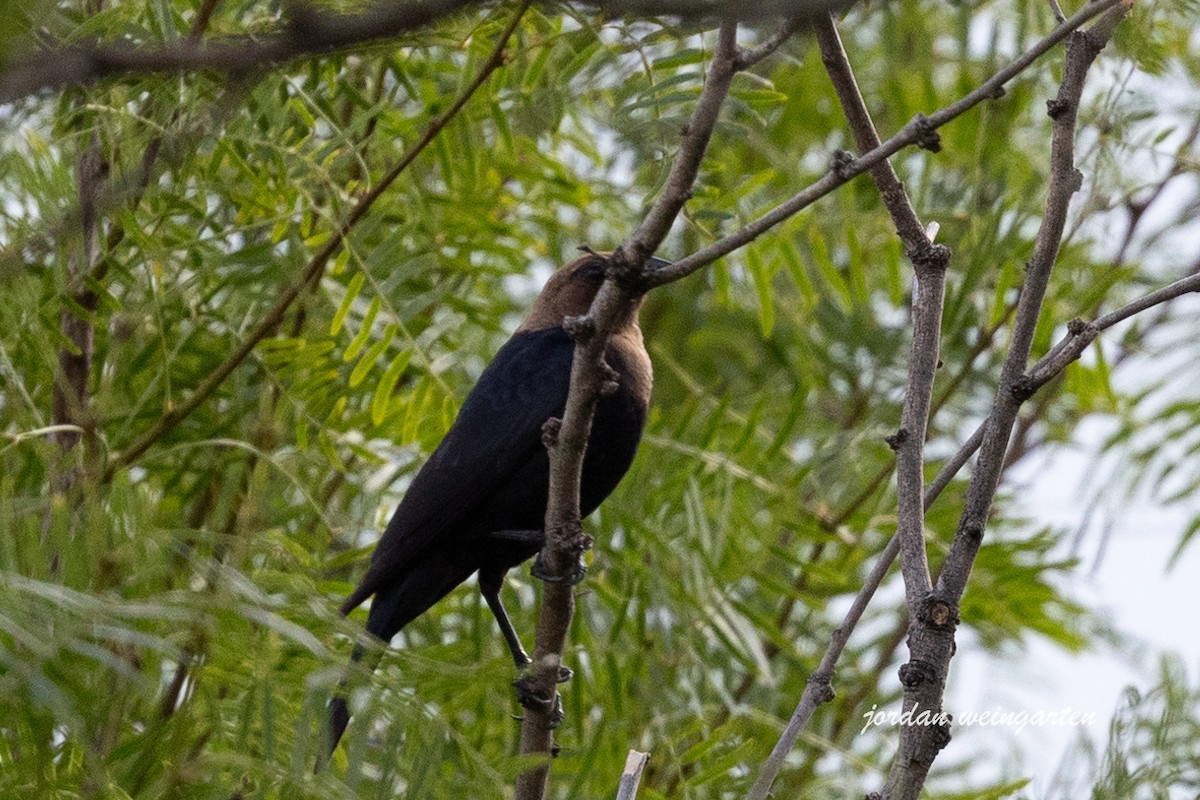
left=481, top=578, right=532, bottom=669
left=479, top=579, right=559, bottom=717
left=480, top=571, right=574, bottom=684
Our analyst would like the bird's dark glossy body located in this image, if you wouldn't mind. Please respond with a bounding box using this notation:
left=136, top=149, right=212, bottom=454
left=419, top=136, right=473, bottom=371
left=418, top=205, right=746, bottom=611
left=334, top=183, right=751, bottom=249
left=326, top=255, right=652, bottom=753
left=343, top=325, right=649, bottom=639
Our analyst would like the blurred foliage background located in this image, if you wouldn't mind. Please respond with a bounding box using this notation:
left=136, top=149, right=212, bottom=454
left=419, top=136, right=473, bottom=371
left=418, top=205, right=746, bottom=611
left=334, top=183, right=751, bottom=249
left=0, top=0, right=1198, bottom=797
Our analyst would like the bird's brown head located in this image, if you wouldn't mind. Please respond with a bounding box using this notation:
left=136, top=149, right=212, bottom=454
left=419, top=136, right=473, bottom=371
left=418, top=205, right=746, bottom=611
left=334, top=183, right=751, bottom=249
left=518, top=253, right=623, bottom=332
left=518, top=252, right=672, bottom=333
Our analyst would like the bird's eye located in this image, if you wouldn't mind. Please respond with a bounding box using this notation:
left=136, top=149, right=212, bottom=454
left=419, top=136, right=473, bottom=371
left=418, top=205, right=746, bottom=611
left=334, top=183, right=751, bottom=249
left=581, top=258, right=606, bottom=282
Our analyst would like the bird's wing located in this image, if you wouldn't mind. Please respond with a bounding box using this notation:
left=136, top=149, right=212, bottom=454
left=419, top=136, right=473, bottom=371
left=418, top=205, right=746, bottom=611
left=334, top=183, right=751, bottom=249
left=342, top=327, right=574, bottom=611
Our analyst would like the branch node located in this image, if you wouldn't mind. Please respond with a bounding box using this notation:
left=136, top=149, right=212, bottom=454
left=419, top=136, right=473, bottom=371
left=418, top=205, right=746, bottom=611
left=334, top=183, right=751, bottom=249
left=1046, top=97, right=1070, bottom=119
left=1068, top=166, right=1084, bottom=193
left=541, top=417, right=561, bottom=450
left=1066, top=317, right=1088, bottom=336
left=911, top=113, right=942, bottom=153
left=829, top=149, right=855, bottom=180
left=1010, top=375, right=1037, bottom=402
left=885, top=427, right=909, bottom=451
left=917, top=594, right=959, bottom=630
left=911, top=242, right=951, bottom=277
left=961, top=521, right=984, bottom=545
left=562, top=314, right=595, bottom=343
left=932, top=718, right=953, bottom=751
left=807, top=669, right=837, bottom=705
left=897, top=659, right=939, bottom=689
left=989, top=84, right=1007, bottom=100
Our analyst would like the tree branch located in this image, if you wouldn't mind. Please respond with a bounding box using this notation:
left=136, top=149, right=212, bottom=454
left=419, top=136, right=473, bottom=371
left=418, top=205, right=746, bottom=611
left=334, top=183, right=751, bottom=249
left=1027, top=270, right=1200, bottom=389
left=0, top=0, right=850, bottom=105
left=745, top=14, right=950, bottom=798
left=513, top=18, right=742, bottom=800
left=644, top=0, right=1123, bottom=288
left=734, top=15, right=804, bottom=70
left=738, top=254, right=1197, bottom=798
left=101, top=1, right=531, bottom=480
left=811, top=10, right=949, bottom=613
left=885, top=6, right=1131, bottom=797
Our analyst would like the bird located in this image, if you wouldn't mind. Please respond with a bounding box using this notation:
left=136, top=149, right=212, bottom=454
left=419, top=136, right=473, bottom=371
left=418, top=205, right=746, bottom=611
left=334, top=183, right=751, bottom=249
left=324, top=252, right=660, bottom=755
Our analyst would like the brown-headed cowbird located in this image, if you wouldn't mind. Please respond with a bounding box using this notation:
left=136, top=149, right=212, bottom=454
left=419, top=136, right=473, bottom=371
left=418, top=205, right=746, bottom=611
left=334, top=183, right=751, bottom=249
left=326, top=253, right=659, bottom=752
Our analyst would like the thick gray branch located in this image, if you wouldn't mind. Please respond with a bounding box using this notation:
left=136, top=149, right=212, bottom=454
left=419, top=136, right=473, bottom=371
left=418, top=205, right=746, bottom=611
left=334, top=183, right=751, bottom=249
left=884, top=6, right=1130, bottom=798
left=745, top=16, right=950, bottom=799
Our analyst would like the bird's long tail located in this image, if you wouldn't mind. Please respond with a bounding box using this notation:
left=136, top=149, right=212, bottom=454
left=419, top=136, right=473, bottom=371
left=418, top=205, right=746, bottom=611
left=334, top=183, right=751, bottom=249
left=320, top=559, right=464, bottom=765
left=318, top=634, right=389, bottom=768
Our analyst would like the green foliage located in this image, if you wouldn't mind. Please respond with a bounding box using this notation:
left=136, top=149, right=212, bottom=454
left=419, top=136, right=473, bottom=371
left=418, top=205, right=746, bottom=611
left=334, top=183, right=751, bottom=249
left=1049, top=656, right=1200, bottom=799
left=0, top=0, right=1198, bottom=798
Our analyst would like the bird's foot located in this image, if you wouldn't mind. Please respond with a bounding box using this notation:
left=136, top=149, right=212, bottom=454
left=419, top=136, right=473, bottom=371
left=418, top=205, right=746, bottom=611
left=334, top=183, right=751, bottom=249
left=530, top=551, right=587, bottom=585
left=512, top=673, right=565, bottom=729
left=514, top=661, right=573, bottom=685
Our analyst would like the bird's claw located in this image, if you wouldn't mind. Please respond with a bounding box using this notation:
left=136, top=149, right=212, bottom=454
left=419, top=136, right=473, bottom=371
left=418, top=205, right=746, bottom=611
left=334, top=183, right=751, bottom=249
left=512, top=674, right=565, bottom=729
left=530, top=551, right=587, bottom=585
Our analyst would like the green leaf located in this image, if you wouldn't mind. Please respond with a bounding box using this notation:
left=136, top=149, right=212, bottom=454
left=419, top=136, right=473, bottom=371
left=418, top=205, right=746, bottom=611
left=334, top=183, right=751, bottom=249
left=349, top=322, right=397, bottom=388
left=342, top=295, right=381, bottom=363
left=330, top=272, right=365, bottom=336
left=371, top=349, right=412, bottom=426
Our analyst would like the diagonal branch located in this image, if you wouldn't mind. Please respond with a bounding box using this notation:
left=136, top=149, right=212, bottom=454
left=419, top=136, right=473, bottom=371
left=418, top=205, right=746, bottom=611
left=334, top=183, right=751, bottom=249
left=744, top=12, right=949, bottom=799
left=101, top=2, right=531, bottom=481
left=644, top=0, right=1124, bottom=288
left=1027, top=270, right=1200, bottom=389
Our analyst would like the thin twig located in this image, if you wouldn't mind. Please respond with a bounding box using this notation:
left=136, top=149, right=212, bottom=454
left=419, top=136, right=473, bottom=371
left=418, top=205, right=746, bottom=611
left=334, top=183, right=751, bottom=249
left=645, top=0, right=1123, bottom=288
left=102, top=2, right=531, bottom=480
left=734, top=15, right=804, bottom=70
left=1027, top=270, right=1200, bottom=388
left=812, top=13, right=929, bottom=248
